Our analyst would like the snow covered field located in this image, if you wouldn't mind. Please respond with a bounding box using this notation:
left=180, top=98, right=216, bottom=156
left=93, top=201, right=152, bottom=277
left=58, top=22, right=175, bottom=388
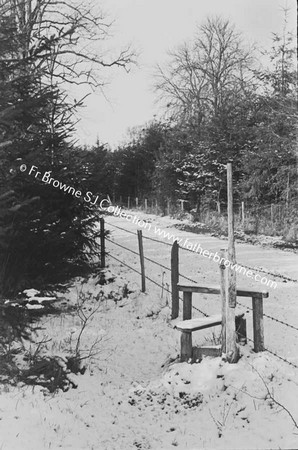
left=0, top=212, right=298, bottom=450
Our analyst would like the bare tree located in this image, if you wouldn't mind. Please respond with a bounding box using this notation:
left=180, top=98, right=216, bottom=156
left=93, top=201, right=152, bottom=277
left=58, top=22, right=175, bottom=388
left=155, top=17, right=255, bottom=133
left=0, top=0, right=135, bottom=88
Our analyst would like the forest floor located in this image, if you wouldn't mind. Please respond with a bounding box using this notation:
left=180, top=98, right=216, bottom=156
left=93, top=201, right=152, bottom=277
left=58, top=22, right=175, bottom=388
left=0, top=211, right=298, bottom=450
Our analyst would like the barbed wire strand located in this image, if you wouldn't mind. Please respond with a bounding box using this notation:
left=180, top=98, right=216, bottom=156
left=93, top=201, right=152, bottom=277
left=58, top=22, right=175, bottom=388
left=105, top=217, right=297, bottom=282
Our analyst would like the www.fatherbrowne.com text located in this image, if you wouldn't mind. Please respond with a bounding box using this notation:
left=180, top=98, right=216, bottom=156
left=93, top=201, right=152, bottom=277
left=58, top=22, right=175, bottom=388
left=106, top=204, right=277, bottom=290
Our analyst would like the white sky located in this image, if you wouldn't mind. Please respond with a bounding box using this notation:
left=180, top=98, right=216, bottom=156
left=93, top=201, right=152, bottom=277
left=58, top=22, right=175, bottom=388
left=73, top=0, right=296, bottom=148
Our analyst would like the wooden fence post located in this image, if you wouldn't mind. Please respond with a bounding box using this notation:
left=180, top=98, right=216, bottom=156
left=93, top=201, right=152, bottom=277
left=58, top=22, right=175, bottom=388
left=137, top=230, right=146, bottom=292
left=241, top=201, right=245, bottom=228
left=226, top=162, right=238, bottom=363
left=145, top=198, right=148, bottom=212
left=136, top=197, right=138, bottom=208
left=220, top=249, right=227, bottom=354
left=171, top=241, right=179, bottom=319
left=167, top=199, right=170, bottom=216
left=100, top=217, right=105, bottom=268
left=252, top=295, right=264, bottom=352
left=128, top=196, right=130, bottom=209
left=181, top=291, right=192, bottom=361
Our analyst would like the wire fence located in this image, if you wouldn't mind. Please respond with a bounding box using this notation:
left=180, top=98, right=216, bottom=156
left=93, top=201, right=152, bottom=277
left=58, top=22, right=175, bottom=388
left=103, top=216, right=298, bottom=370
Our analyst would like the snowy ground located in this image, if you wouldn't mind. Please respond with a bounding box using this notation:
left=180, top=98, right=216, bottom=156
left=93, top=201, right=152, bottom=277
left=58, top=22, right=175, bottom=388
left=0, top=212, right=298, bottom=450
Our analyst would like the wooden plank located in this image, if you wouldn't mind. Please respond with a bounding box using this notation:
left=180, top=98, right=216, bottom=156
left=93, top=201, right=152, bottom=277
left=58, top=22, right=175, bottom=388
left=137, top=230, right=146, bottom=292
left=100, top=217, right=105, bottom=268
left=171, top=241, right=179, bottom=319
left=220, top=249, right=227, bottom=354
left=252, top=295, right=264, bottom=352
left=177, top=284, right=268, bottom=298
left=178, top=285, right=220, bottom=294
left=181, top=331, right=192, bottom=362
left=175, top=315, right=222, bottom=332
left=183, top=291, right=192, bottom=320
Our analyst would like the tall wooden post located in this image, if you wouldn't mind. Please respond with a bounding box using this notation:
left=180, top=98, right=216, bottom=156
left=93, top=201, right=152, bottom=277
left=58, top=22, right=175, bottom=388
left=181, top=291, right=192, bottom=361
left=167, top=199, right=170, bottom=216
left=252, top=295, right=264, bottom=352
left=136, top=197, right=138, bottom=208
left=220, top=249, right=227, bottom=354
left=100, top=217, right=105, bottom=268
left=137, top=230, right=146, bottom=292
left=226, top=162, right=239, bottom=362
left=145, top=198, right=148, bottom=212
left=127, top=196, right=130, bottom=209
left=171, top=241, right=179, bottom=319
left=241, top=201, right=245, bottom=228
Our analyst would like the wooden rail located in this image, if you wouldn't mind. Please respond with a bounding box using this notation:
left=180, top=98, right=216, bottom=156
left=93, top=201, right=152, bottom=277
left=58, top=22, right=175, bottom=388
left=177, top=284, right=269, bottom=299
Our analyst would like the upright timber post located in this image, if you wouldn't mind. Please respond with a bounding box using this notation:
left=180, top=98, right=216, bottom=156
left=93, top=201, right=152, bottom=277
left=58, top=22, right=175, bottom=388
left=226, top=161, right=239, bottom=363
left=252, top=295, right=264, bottom=352
left=100, top=217, right=105, bottom=268
left=137, top=230, right=146, bottom=292
left=241, top=201, right=245, bottom=228
left=220, top=249, right=227, bottom=354
left=171, top=241, right=179, bottom=319
left=181, top=291, right=192, bottom=361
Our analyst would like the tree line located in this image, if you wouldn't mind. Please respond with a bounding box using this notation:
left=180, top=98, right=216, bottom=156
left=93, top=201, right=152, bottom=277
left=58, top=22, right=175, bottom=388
left=105, top=16, right=297, bottom=218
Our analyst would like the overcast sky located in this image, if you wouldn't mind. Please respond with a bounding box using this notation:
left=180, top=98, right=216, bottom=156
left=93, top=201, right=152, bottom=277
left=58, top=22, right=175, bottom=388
left=73, top=0, right=296, bottom=148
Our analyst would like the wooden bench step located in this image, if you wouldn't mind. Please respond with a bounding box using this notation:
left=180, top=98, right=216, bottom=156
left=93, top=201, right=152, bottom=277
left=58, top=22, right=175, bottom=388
left=174, top=314, right=222, bottom=333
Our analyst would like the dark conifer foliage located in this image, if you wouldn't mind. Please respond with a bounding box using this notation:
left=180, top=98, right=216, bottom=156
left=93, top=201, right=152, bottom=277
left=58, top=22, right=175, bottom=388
left=0, top=1, right=132, bottom=295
